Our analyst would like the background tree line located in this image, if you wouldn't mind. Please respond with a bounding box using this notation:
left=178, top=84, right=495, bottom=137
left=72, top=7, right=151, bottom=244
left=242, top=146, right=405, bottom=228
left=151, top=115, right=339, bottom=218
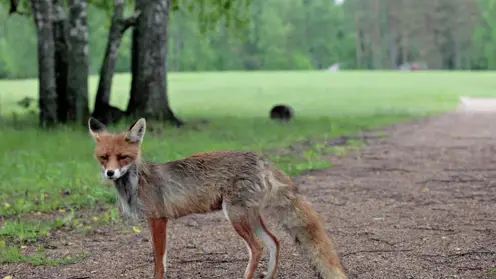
left=1, top=0, right=494, bottom=80
left=0, top=0, right=493, bottom=129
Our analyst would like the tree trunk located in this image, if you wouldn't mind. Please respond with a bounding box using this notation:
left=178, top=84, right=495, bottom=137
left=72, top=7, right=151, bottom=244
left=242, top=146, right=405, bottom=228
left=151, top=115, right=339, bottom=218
left=31, top=0, right=58, bottom=128
left=53, top=0, right=69, bottom=123
left=387, top=0, right=399, bottom=69
left=67, top=0, right=89, bottom=124
left=401, top=30, right=409, bottom=65
left=92, top=0, right=139, bottom=125
left=371, top=0, right=382, bottom=69
left=127, top=0, right=183, bottom=126
left=353, top=13, right=363, bottom=69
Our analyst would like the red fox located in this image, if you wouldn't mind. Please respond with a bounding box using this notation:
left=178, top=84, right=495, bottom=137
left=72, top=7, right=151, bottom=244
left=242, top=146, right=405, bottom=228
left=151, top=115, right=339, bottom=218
left=88, top=117, right=348, bottom=279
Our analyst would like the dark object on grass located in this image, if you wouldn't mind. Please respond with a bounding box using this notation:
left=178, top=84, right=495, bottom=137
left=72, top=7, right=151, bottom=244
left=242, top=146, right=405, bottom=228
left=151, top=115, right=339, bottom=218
left=270, top=104, right=294, bottom=122
left=17, top=96, right=36, bottom=109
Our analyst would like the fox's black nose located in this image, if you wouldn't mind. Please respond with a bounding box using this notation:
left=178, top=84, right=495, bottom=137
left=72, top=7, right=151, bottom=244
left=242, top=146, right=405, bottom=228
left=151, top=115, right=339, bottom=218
left=106, top=170, right=115, bottom=177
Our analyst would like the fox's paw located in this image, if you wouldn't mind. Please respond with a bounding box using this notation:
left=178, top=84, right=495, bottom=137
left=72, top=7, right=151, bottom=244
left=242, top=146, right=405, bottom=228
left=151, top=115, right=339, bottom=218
left=259, top=271, right=274, bottom=279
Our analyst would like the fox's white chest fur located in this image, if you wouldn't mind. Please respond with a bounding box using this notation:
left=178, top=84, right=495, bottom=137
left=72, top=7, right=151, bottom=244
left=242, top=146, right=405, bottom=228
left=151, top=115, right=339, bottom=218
left=113, top=168, right=141, bottom=219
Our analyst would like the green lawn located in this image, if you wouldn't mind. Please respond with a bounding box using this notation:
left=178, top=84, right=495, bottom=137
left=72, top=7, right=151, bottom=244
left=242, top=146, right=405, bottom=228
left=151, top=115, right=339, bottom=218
left=0, top=70, right=494, bottom=264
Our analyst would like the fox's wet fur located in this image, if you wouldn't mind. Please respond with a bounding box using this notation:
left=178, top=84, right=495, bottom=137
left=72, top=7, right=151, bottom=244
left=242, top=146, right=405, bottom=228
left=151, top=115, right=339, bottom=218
left=88, top=117, right=348, bottom=279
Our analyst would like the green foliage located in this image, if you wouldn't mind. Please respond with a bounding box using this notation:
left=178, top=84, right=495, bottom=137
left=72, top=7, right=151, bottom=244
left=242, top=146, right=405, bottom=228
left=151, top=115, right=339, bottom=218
left=0, top=219, right=65, bottom=243
left=472, top=0, right=496, bottom=69
left=0, top=245, right=85, bottom=265
left=0, top=11, right=37, bottom=78
left=1, top=0, right=496, bottom=77
left=176, top=0, right=252, bottom=33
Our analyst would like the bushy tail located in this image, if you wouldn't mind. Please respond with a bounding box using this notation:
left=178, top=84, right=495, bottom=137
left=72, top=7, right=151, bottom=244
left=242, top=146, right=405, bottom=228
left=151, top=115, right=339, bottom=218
left=267, top=169, right=348, bottom=279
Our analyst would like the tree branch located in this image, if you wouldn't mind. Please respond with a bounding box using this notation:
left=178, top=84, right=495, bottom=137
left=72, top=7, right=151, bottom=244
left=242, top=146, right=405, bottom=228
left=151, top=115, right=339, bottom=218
left=120, top=10, right=142, bottom=33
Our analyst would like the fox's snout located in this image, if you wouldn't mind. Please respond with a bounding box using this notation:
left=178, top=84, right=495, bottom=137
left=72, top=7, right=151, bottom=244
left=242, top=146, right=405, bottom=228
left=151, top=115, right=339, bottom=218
left=106, top=169, right=116, bottom=178
left=102, top=166, right=129, bottom=180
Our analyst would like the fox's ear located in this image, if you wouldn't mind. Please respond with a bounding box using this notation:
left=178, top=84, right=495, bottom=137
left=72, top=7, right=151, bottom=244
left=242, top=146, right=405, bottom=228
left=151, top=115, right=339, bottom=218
left=88, top=117, right=107, bottom=141
left=126, top=118, right=146, bottom=143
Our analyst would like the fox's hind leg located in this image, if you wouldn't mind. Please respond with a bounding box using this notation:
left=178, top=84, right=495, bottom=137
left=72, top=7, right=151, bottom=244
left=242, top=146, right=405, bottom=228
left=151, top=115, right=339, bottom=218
left=255, top=216, right=280, bottom=279
left=222, top=201, right=264, bottom=279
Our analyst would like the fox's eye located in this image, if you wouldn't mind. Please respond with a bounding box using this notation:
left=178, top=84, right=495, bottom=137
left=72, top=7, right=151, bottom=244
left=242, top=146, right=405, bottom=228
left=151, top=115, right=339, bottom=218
left=99, top=155, right=108, bottom=161
left=118, top=155, right=129, bottom=160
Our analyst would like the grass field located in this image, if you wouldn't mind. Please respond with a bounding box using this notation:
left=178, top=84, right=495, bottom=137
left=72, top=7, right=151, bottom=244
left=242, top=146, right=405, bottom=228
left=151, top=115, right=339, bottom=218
left=0, top=70, right=494, bottom=265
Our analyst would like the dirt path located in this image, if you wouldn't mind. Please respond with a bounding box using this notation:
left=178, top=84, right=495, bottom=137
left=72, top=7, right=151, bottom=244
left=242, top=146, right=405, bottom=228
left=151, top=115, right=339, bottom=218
left=3, top=112, right=496, bottom=279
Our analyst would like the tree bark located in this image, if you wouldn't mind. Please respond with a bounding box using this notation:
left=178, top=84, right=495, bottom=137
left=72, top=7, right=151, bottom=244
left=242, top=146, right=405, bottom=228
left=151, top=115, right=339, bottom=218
left=31, top=0, right=58, bottom=128
left=387, top=0, right=399, bottom=69
left=93, top=0, right=140, bottom=125
left=371, top=0, right=382, bottom=69
left=127, top=0, right=183, bottom=126
left=67, top=0, right=89, bottom=124
left=53, top=0, right=69, bottom=123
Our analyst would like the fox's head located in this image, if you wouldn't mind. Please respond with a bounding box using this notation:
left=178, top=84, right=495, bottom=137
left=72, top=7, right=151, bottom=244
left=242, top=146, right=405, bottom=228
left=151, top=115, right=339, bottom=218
left=88, top=117, right=147, bottom=180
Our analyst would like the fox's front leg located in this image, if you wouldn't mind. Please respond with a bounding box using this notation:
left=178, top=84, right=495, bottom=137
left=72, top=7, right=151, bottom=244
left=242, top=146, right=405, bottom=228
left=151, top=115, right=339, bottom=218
left=148, top=217, right=168, bottom=279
